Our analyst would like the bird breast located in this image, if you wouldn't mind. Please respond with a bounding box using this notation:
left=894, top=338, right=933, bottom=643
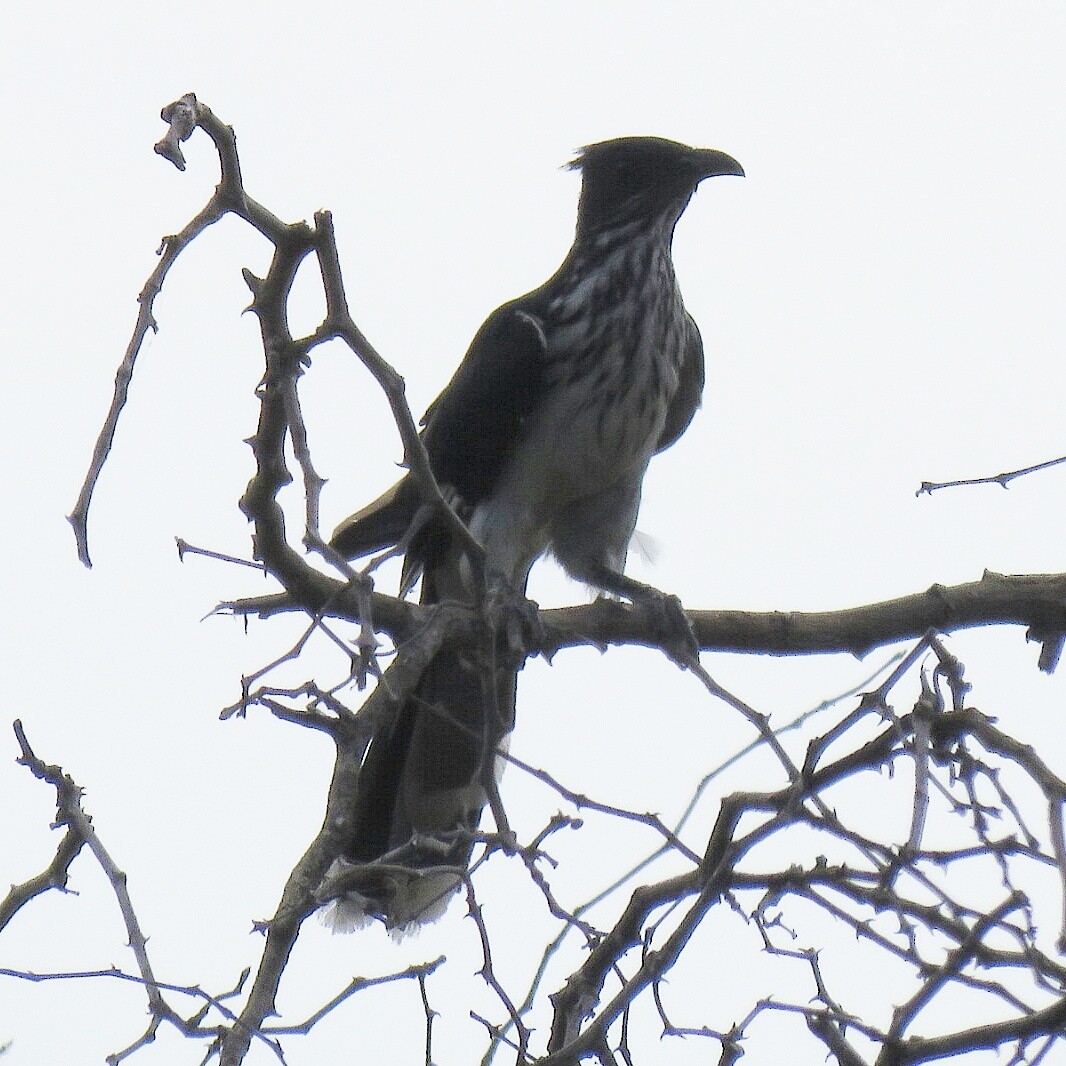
left=466, top=240, right=687, bottom=583
left=534, top=241, right=686, bottom=498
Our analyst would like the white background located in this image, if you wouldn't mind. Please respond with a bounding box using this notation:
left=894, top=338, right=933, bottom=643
left=4, top=4, right=1066, bottom=1064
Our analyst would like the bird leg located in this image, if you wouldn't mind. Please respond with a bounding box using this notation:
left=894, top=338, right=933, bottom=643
left=579, top=562, right=699, bottom=665
left=480, top=568, right=545, bottom=664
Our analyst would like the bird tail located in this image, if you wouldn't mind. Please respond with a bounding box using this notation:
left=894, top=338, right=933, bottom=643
left=320, top=534, right=519, bottom=931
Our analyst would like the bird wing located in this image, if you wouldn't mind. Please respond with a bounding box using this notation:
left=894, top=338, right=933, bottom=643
left=330, top=475, right=421, bottom=560
left=655, top=312, right=705, bottom=453
left=331, top=301, right=548, bottom=563
left=331, top=301, right=548, bottom=562
left=421, top=300, right=549, bottom=508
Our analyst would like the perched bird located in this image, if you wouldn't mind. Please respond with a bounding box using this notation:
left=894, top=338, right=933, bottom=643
left=323, top=136, right=743, bottom=929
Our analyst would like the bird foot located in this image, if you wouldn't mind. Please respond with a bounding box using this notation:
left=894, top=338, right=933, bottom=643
left=636, top=590, right=699, bottom=666
left=484, top=574, right=545, bottom=659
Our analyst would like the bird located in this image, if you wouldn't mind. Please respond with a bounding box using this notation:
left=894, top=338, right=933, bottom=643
left=321, top=136, right=744, bottom=930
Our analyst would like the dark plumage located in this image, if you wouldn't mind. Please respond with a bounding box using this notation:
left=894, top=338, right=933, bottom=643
left=324, top=137, right=743, bottom=929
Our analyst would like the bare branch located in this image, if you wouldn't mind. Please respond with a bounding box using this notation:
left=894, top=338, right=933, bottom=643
left=917, top=453, right=1066, bottom=496
left=220, top=569, right=1066, bottom=673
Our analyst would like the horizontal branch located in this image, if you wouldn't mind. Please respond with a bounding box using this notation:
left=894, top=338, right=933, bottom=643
left=539, top=569, right=1066, bottom=668
left=224, top=570, right=1066, bottom=670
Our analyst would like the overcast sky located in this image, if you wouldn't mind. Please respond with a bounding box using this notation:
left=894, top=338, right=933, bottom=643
left=4, top=5, right=1066, bottom=1064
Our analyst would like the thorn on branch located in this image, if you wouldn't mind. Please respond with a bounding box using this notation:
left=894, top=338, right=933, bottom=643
left=242, top=267, right=263, bottom=297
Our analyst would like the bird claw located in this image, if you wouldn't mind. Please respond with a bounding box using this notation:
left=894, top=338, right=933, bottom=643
left=639, top=591, right=699, bottom=666
left=485, top=575, right=544, bottom=659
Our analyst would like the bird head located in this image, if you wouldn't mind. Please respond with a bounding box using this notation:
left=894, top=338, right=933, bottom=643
left=569, top=136, right=744, bottom=237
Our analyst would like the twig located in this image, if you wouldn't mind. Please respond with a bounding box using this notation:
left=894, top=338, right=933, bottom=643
left=917, top=453, right=1066, bottom=496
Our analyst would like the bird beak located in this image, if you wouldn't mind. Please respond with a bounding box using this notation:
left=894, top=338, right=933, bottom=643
left=693, top=149, right=745, bottom=180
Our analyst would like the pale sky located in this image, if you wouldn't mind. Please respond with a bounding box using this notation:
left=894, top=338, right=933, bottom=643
left=4, top=5, right=1066, bottom=1064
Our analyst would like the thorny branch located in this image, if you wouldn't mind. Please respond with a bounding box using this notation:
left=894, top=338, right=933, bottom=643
left=917, top=453, right=1066, bottom=496
left=5, top=722, right=253, bottom=1063
left=0, top=724, right=85, bottom=933
left=8, top=94, right=1064, bottom=1065
left=222, top=568, right=1066, bottom=674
